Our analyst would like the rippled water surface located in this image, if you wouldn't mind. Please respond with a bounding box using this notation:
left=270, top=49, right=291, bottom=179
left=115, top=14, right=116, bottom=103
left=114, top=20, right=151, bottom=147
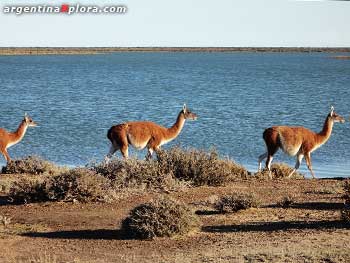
left=0, top=52, right=349, bottom=177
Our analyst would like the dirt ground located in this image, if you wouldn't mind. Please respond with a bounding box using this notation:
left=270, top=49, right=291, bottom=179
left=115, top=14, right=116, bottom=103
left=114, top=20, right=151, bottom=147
left=0, top=175, right=349, bottom=263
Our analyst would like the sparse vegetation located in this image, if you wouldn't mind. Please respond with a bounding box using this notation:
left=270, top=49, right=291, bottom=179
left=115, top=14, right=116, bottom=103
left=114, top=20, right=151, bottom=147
left=157, top=147, right=248, bottom=186
left=45, top=168, right=111, bottom=202
left=277, top=195, right=295, bottom=208
left=341, top=180, right=350, bottom=222
left=92, top=158, right=181, bottom=191
left=122, top=196, right=200, bottom=239
left=0, top=215, right=11, bottom=228
left=1, top=156, right=63, bottom=175
left=8, top=168, right=113, bottom=203
left=255, top=163, right=304, bottom=179
left=93, top=147, right=247, bottom=188
left=214, top=193, right=259, bottom=213
left=8, top=177, right=49, bottom=203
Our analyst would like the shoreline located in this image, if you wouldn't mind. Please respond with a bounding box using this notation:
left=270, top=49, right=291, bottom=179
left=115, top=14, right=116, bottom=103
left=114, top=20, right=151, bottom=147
left=0, top=47, right=350, bottom=56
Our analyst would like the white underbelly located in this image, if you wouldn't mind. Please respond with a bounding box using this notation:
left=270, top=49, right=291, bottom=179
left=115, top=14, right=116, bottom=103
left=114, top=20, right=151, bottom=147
left=127, top=134, right=148, bottom=150
left=159, top=138, right=173, bottom=147
left=6, top=140, right=20, bottom=149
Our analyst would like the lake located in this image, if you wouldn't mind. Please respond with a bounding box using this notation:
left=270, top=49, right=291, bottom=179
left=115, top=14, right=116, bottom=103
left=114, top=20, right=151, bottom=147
left=0, top=52, right=349, bottom=177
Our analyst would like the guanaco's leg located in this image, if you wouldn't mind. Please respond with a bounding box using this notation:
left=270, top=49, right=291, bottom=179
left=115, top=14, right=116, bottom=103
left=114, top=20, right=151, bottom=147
left=109, top=126, right=129, bottom=159
left=266, top=155, right=274, bottom=179
left=1, top=148, right=11, bottom=163
left=258, top=152, right=268, bottom=171
left=120, top=145, right=129, bottom=159
left=105, top=145, right=119, bottom=162
left=145, top=148, right=154, bottom=160
left=288, top=154, right=304, bottom=178
left=265, top=145, right=279, bottom=179
left=305, top=153, right=315, bottom=179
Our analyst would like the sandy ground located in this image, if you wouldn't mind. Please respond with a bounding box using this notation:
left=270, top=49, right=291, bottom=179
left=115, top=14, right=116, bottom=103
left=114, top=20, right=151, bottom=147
left=0, top=175, right=349, bottom=263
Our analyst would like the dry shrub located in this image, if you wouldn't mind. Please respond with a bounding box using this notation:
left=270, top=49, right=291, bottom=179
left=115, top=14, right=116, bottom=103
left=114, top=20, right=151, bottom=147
left=8, top=177, right=49, bottom=203
left=214, top=193, right=259, bottom=213
left=341, top=210, right=350, bottom=222
left=2, top=156, right=62, bottom=175
left=157, top=147, right=248, bottom=186
left=256, top=163, right=304, bottom=179
left=93, top=147, right=246, bottom=189
left=46, top=168, right=111, bottom=202
left=122, top=196, right=200, bottom=239
left=8, top=168, right=112, bottom=203
left=343, top=180, right=350, bottom=205
left=341, top=180, right=350, bottom=222
left=92, top=158, right=183, bottom=191
left=277, top=195, right=295, bottom=208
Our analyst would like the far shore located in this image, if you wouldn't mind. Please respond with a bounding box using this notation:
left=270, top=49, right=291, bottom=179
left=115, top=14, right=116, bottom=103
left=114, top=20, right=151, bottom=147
left=0, top=47, right=350, bottom=56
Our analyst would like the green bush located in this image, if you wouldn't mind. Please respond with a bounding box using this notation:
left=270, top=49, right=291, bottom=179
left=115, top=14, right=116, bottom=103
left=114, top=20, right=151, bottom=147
left=2, top=156, right=62, bottom=175
left=214, top=193, right=259, bottom=213
left=122, top=196, right=200, bottom=239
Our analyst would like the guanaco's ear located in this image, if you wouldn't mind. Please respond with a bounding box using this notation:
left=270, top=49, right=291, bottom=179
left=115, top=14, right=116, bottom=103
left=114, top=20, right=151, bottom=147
left=24, top=112, right=28, bottom=120
left=330, top=106, right=334, bottom=117
left=183, top=104, right=187, bottom=113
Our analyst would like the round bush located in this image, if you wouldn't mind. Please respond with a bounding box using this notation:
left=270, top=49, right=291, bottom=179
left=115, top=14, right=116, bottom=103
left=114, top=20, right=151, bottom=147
left=122, top=196, right=200, bottom=239
left=214, top=193, right=259, bottom=213
left=46, top=168, right=110, bottom=202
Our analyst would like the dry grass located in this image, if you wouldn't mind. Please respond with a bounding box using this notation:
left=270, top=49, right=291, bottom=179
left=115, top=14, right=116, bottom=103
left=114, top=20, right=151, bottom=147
left=255, top=163, right=304, bottom=179
left=214, top=193, right=260, bottom=213
left=122, top=196, right=200, bottom=239
left=1, top=156, right=64, bottom=175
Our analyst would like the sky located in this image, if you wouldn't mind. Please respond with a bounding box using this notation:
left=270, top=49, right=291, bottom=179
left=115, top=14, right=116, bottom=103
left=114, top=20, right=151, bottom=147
left=0, top=0, right=349, bottom=47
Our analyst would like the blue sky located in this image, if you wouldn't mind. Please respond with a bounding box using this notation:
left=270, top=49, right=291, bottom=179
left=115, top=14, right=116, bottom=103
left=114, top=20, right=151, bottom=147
left=0, top=0, right=349, bottom=47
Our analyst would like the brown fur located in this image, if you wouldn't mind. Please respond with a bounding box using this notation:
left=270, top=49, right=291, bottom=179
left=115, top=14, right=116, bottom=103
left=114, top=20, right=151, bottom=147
left=258, top=110, right=345, bottom=178
left=0, top=114, right=37, bottom=163
left=107, top=105, right=197, bottom=159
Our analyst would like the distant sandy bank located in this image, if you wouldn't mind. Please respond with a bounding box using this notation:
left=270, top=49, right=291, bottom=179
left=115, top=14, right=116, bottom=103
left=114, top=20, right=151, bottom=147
left=1, top=47, right=350, bottom=56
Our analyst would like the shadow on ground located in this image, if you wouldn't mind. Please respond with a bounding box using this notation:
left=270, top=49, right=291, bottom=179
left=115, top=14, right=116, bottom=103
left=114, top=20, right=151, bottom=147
left=0, top=196, right=11, bottom=206
left=195, top=210, right=221, bottom=216
left=22, top=229, right=132, bottom=240
left=265, top=202, right=344, bottom=210
left=202, top=220, right=350, bottom=233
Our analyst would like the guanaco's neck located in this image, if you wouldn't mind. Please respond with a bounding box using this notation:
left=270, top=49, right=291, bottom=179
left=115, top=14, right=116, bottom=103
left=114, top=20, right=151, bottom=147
left=166, top=111, right=186, bottom=140
left=316, top=115, right=333, bottom=145
left=9, top=120, right=28, bottom=144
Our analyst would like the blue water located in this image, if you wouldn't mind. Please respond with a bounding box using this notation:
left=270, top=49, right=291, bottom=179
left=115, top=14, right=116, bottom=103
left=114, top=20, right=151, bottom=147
left=0, top=52, right=349, bottom=177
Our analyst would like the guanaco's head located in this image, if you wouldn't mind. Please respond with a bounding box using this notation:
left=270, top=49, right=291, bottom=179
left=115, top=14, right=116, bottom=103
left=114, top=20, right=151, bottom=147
left=24, top=113, right=38, bottom=127
left=328, top=106, right=345, bottom=124
left=182, top=104, right=197, bottom=120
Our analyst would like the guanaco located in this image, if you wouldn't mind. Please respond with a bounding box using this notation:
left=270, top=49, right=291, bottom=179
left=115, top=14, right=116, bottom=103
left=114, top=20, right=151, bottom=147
left=0, top=113, right=37, bottom=163
left=258, top=106, right=345, bottom=179
left=106, top=104, right=197, bottom=159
